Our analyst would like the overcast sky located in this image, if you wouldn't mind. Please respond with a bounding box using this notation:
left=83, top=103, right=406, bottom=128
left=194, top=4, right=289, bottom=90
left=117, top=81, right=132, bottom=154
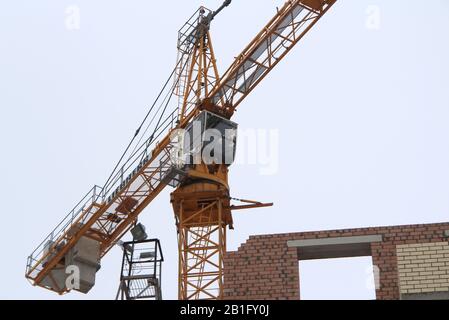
left=1, top=0, right=448, bottom=300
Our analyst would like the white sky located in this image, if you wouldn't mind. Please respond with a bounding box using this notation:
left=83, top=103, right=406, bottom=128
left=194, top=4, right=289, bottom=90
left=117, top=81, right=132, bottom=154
left=1, top=0, right=448, bottom=300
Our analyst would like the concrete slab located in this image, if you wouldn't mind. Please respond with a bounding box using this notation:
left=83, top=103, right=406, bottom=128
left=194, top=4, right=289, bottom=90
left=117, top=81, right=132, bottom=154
left=287, top=235, right=383, bottom=248
left=287, top=235, right=383, bottom=260
left=65, top=236, right=101, bottom=294
left=402, top=291, right=449, bottom=300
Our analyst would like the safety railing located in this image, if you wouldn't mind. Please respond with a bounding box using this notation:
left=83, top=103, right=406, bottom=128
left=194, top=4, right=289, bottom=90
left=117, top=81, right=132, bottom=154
left=101, top=108, right=179, bottom=203
left=25, top=185, right=103, bottom=280
left=177, top=7, right=211, bottom=54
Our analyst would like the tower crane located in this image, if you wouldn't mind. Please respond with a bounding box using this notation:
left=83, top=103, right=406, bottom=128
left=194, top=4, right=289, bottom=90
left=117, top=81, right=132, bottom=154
left=25, top=0, right=337, bottom=300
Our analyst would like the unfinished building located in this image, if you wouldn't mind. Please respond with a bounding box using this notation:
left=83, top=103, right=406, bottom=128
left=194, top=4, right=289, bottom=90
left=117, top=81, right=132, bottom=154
left=223, top=222, right=449, bottom=300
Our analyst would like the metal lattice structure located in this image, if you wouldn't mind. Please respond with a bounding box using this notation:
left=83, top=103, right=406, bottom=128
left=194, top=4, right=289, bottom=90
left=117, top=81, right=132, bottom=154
left=116, top=239, right=164, bottom=300
left=26, top=0, right=337, bottom=299
left=207, top=0, right=337, bottom=116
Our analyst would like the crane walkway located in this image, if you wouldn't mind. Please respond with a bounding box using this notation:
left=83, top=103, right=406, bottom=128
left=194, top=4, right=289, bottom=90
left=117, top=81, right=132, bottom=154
left=25, top=134, right=182, bottom=293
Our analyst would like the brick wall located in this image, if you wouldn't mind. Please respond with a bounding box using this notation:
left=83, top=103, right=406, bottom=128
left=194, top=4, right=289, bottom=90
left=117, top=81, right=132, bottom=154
left=397, top=242, right=449, bottom=297
left=223, top=222, right=449, bottom=300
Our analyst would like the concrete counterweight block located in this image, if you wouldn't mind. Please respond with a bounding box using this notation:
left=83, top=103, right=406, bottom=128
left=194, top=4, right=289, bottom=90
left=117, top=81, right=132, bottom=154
left=65, top=236, right=101, bottom=294
left=40, top=267, right=67, bottom=293
left=40, top=240, right=67, bottom=292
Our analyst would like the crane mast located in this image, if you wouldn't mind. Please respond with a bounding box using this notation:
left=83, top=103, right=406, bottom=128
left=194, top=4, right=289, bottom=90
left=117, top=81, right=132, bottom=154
left=25, top=0, right=337, bottom=299
left=171, top=6, right=234, bottom=300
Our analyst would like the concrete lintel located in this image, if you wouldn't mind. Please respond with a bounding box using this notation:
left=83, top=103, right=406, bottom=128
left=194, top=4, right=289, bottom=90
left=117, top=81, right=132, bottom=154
left=401, top=291, right=449, bottom=301
left=287, top=235, right=383, bottom=248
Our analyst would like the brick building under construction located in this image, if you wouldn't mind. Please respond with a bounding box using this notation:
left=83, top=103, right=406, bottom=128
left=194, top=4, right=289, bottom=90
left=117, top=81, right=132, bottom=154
left=223, top=222, right=449, bottom=300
